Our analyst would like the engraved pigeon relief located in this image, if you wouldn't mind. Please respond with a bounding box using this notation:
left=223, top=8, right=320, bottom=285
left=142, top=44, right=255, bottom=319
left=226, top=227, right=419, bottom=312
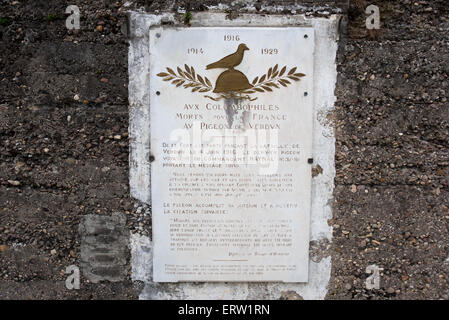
left=156, top=43, right=306, bottom=102
left=206, top=43, right=249, bottom=70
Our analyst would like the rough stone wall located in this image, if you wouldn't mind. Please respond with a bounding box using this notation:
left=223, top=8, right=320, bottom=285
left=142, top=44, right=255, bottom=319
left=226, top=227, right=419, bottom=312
left=330, top=0, right=449, bottom=299
left=0, top=0, right=138, bottom=299
left=0, top=0, right=448, bottom=300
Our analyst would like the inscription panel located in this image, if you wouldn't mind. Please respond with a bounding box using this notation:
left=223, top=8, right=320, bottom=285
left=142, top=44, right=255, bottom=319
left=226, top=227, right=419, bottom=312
left=150, top=27, right=314, bottom=282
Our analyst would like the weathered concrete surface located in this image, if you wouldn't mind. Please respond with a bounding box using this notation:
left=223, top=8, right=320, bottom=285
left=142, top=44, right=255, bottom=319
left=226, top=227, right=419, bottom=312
left=0, top=0, right=139, bottom=299
left=130, top=232, right=152, bottom=283
left=328, top=0, right=449, bottom=299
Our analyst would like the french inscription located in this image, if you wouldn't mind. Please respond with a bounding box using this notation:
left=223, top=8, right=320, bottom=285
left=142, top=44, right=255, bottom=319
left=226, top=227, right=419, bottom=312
left=150, top=27, right=314, bottom=282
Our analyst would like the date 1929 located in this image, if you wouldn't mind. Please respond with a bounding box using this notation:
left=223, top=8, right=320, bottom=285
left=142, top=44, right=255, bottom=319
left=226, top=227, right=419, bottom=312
left=261, top=48, right=279, bottom=55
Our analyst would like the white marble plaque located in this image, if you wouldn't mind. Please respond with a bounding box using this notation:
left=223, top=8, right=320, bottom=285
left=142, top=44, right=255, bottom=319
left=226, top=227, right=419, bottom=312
left=150, top=27, right=314, bottom=282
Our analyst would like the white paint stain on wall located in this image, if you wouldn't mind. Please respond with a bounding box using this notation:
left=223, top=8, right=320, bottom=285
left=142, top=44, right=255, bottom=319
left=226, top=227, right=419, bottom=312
left=130, top=232, right=153, bottom=283
left=128, top=11, right=340, bottom=300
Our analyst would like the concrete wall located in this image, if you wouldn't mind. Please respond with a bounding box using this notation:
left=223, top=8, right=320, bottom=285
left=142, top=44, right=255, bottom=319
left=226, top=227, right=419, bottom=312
left=0, top=0, right=448, bottom=299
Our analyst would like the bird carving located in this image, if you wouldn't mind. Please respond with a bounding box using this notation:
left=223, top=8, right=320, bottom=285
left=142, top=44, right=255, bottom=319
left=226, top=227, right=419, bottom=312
left=206, top=43, right=249, bottom=70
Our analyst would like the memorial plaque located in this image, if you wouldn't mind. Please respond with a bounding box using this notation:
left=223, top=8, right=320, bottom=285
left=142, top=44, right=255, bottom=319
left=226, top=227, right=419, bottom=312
left=150, top=27, right=314, bottom=282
